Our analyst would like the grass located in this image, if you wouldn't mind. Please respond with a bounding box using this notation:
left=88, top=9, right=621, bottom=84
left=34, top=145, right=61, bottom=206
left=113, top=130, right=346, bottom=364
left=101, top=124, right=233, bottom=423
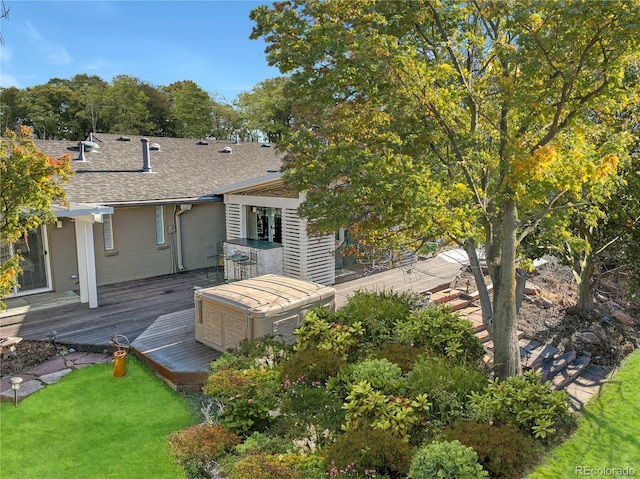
left=529, top=349, right=640, bottom=478
left=0, top=356, right=196, bottom=479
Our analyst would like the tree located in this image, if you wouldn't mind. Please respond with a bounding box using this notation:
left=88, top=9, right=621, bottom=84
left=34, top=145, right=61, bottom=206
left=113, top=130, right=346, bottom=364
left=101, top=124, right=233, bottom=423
left=210, top=96, right=244, bottom=141
left=21, top=82, right=76, bottom=139
left=66, top=74, right=109, bottom=135
left=0, top=126, right=72, bottom=306
left=101, top=75, right=153, bottom=135
left=236, top=76, right=293, bottom=142
left=164, top=80, right=212, bottom=138
left=252, top=0, right=640, bottom=379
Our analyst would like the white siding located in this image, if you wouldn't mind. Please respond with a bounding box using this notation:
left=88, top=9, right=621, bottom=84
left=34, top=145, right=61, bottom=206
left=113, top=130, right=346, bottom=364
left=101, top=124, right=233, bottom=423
left=225, top=203, right=242, bottom=240
left=282, top=208, right=335, bottom=285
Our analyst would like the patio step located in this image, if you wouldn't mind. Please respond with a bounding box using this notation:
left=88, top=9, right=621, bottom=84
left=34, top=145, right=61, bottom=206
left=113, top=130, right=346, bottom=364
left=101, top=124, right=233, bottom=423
left=550, top=355, right=592, bottom=390
left=534, top=350, right=577, bottom=382
left=430, top=289, right=462, bottom=305
left=427, top=283, right=593, bottom=396
left=522, top=344, right=558, bottom=370
left=448, top=297, right=473, bottom=312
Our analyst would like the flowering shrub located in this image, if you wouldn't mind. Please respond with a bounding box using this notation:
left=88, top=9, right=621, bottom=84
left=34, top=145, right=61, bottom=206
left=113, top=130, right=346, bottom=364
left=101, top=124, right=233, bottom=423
left=324, top=428, right=412, bottom=478
left=228, top=453, right=323, bottom=479
left=203, top=368, right=280, bottom=435
left=280, top=348, right=346, bottom=384
left=168, top=424, right=240, bottom=477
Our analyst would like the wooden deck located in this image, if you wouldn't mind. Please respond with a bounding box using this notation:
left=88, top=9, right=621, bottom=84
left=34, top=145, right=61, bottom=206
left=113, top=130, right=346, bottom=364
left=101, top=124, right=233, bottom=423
left=1, top=255, right=463, bottom=390
left=0, top=269, right=216, bottom=348
left=131, top=308, right=221, bottom=391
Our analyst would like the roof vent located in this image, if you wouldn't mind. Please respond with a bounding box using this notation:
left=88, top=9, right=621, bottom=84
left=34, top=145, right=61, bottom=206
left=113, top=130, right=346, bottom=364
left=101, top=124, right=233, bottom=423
left=141, top=138, right=152, bottom=173
left=196, top=140, right=208, bottom=145
left=82, top=141, right=100, bottom=151
left=149, top=143, right=161, bottom=151
left=87, top=133, right=102, bottom=143
left=267, top=169, right=279, bottom=173
left=222, top=146, right=232, bottom=154
left=117, top=136, right=131, bottom=141
left=261, top=143, right=272, bottom=148
left=75, top=141, right=87, bottom=162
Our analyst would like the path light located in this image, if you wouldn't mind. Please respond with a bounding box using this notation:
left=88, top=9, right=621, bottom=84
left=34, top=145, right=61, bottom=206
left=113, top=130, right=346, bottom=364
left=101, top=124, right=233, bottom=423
left=10, top=377, right=22, bottom=407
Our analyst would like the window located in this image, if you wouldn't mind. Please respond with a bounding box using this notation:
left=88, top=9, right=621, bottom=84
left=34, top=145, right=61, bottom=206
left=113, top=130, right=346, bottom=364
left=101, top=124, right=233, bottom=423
left=254, top=207, right=282, bottom=243
left=155, top=206, right=165, bottom=245
left=103, top=214, right=114, bottom=251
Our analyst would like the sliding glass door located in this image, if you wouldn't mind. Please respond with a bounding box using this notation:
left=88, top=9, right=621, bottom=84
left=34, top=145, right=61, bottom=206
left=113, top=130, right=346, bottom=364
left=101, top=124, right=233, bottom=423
left=0, top=226, right=51, bottom=295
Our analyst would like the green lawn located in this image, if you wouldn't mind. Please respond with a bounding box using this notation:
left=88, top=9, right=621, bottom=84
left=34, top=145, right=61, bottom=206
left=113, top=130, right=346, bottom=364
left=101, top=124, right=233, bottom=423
left=0, top=357, right=196, bottom=479
left=529, top=349, right=640, bottom=478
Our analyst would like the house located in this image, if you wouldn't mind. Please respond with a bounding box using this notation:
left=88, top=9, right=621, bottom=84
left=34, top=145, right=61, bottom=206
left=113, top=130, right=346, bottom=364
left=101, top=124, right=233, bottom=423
left=6, top=134, right=283, bottom=307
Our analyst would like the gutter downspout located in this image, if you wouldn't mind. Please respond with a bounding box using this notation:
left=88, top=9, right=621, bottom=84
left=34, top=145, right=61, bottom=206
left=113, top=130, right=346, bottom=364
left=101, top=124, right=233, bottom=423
left=175, top=204, right=192, bottom=271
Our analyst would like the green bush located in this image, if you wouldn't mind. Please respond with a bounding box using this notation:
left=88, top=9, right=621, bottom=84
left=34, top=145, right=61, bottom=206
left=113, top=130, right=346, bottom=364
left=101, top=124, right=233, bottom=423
left=409, top=440, right=488, bottom=479
left=203, top=368, right=280, bottom=435
left=469, top=370, right=573, bottom=442
left=342, top=380, right=430, bottom=439
left=405, top=356, right=489, bottom=424
left=168, top=424, right=240, bottom=476
left=371, top=342, right=430, bottom=373
left=227, top=454, right=299, bottom=479
left=280, top=348, right=346, bottom=384
left=269, top=383, right=345, bottom=441
left=203, top=368, right=280, bottom=401
left=443, top=420, right=542, bottom=479
left=336, top=290, right=418, bottom=347
left=324, top=428, right=412, bottom=479
left=294, top=308, right=364, bottom=359
left=210, top=336, right=292, bottom=373
left=394, top=305, right=485, bottom=363
left=349, top=358, right=404, bottom=395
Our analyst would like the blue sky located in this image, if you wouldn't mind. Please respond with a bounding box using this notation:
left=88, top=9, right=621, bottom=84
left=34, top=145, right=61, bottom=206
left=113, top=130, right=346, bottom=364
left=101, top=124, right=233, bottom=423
left=0, top=0, right=282, bottom=101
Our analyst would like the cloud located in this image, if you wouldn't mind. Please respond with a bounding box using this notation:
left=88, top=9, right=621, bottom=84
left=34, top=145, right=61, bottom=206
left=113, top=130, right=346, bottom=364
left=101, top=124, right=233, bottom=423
left=25, top=22, right=72, bottom=66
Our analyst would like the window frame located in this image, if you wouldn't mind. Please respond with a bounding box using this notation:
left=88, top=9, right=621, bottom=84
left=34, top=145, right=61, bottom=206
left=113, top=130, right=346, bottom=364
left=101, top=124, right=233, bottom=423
left=103, top=214, right=114, bottom=251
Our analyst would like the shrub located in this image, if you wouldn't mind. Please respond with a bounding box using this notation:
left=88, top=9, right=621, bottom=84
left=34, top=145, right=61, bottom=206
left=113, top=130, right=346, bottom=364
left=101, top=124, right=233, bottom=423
left=349, top=358, right=404, bottom=395
left=210, top=337, right=292, bottom=373
left=278, top=381, right=345, bottom=434
left=342, top=380, right=430, bottom=440
left=220, top=394, right=276, bottom=434
left=409, top=440, right=488, bottom=479
left=280, top=348, right=346, bottom=384
left=394, top=305, right=485, bottom=364
left=405, top=356, right=489, bottom=424
left=336, top=290, right=418, bottom=347
left=443, top=420, right=542, bottom=479
left=203, top=368, right=280, bottom=435
left=324, top=428, right=412, bottom=479
left=469, top=370, right=573, bottom=442
left=168, top=424, right=240, bottom=475
left=203, top=367, right=279, bottom=401
left=227, top=454, right=299, bottom=479
left=371, top=342, right=429, bottom=373
left=294, top=308, right=364, bottom=359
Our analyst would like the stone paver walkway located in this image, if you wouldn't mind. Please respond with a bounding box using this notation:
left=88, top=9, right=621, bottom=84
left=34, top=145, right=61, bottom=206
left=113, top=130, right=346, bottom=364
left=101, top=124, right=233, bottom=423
left=0, top=351, right=112, bottom=403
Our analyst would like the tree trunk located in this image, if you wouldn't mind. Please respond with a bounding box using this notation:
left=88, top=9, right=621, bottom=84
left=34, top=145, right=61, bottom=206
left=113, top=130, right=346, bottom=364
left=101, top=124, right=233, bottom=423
left=491, top=199, right=522, bottom=380
left=575, top=252, right=595, bottom=312
left=463, top=239, right=493, bottom=335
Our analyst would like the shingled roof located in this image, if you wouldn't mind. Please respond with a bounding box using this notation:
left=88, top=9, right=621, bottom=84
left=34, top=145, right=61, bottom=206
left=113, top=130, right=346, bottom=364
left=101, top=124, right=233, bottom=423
left=33, top=134, right=284, bottom=205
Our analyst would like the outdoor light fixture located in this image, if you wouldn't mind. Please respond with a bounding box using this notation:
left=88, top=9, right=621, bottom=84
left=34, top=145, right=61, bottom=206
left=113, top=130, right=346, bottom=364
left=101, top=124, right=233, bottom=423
left=10, top=377, right=23, bottom=407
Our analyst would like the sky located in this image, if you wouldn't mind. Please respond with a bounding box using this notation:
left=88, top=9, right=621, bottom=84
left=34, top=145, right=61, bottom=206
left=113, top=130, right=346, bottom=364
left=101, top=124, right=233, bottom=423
left=0, top=0, right=282, bottom=101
